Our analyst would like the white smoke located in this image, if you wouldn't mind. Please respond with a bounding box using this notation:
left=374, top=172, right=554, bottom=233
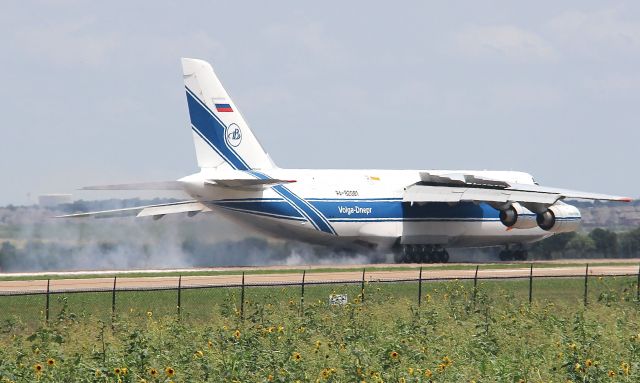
left=0, top=201, right=381, bottom=272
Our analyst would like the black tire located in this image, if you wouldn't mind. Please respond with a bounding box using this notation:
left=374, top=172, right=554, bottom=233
left=499, top=250, right=511, bottom=261
left=515, top=250, right=528, bottom=261
left=441, top=250, right=450, bottom=263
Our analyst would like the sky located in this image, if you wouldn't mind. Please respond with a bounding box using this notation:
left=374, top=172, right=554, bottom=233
left=1, top=1, right=639, bottom=205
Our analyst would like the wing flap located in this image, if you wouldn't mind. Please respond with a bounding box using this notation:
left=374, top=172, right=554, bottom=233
left=404, top=185, right=561, bottom=205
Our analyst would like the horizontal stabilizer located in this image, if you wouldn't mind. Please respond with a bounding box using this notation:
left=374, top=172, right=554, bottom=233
left=55, top=200, right=209, bottom=219
left=81, top=181, right=185, bottom=191
left=205, top=178, right=295, bottom=189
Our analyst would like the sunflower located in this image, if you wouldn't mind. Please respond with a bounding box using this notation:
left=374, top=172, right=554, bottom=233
left=389, top=351, right=399, bottom=360
left=165, top=367, right=175, bottom=377
left=424, top=369, right=432, bottom=378
left=34, top=364, right=43, bottom=373
left=292, top=352, right=302, bottom=361
left=194, top=350, right=204, bottom=358
left=585, top=359, right=593, bottom=368
left=148, top=368, right=158, bottom=377
left=234, top=330, right=241, bottom=339
left=114, top=367, right=122, bottom=375
left=608, top=370, right=616, bottom=377
left=47, top=358, right=55, bottom=366
left=621, top=361, right=630, bottom=375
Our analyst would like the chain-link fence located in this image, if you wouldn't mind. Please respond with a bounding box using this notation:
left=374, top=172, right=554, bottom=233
left=1, top=264, right=639, bottom=328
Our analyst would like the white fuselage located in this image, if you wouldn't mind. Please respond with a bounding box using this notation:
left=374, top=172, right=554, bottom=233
left=180, top=168, right=556, bottom=251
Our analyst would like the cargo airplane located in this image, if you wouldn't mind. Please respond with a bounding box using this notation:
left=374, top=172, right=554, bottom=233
left=60, top=58, right=632, bottom=263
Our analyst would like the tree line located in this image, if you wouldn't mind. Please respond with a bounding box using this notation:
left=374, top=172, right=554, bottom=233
left=530, top=226, right=640, bottom=259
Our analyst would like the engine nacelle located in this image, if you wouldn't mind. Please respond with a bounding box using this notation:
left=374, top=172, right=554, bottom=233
left=536, top=203, right=581, bottom=233
left=499, top=203, right=538, bottom=229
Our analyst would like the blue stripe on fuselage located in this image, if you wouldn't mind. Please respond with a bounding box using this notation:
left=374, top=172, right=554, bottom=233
left=247, top=171, right=337, bottom=235
left=209, top=197, right=506, bottom=223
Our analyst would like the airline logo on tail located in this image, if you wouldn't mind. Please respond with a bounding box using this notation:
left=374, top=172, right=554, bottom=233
left=226, top=124, right=242, bottom=147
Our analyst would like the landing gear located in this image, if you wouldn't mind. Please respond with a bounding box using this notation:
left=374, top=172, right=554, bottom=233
left=498, top=247, right=528, bottom=261
left=393, top=244, right=449, bottom=263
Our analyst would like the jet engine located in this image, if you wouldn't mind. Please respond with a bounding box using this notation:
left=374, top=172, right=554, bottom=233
left=536, top=203, right=581, bottom=233
left=498, top=203, right=537, bottom=229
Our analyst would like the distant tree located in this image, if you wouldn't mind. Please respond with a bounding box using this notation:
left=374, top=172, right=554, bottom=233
left=564, top=234, right=596, bottom=257
left=0, top=241, right=18, bottom=270
left=619, top=227, right=640, bottom=257
left=530, top=232, right=576, bottom=259
left=588, top=228, right=618, bottom=257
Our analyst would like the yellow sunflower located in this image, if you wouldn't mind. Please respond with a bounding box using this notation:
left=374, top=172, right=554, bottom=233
left=47, top=358, right=55, bottom=367
left=165, top=367, right=175, bottom=377
left=34, top=364, right=43, bottom=373
left=389, top=351, right=399, bottom=360
left=292, top=352, right=302, bottom=361
left=148, top=368, right=158, bottom=377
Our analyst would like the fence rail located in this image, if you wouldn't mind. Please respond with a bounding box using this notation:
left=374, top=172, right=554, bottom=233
left=0, top=264, right=638, bottom=325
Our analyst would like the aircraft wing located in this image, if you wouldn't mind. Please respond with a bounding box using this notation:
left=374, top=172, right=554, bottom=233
left=55, top=200, right=210, bottom=219
left=405, top=172, right=632, bottom=206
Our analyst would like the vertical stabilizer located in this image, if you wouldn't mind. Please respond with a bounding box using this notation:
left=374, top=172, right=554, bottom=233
left=182, top=58, right=274, bottom=170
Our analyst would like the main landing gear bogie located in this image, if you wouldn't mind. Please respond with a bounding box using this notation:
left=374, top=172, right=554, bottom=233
left=394, top=244, right=450, bottom=264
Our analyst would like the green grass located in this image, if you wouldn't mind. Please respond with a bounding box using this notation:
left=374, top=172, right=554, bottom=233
left=1, top=276, right=639, bottom=382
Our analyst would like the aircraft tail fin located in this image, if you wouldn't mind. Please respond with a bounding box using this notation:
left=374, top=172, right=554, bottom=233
left=181, top=58, right=274, bottom=170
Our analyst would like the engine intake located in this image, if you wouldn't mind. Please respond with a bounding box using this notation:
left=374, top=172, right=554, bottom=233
left=499, top=203, right=537, bottom=229
left=536, top=203, right=581, bottom=233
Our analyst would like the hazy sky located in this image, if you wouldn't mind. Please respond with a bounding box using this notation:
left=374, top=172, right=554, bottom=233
left=1, top=1, right=639, bottom=205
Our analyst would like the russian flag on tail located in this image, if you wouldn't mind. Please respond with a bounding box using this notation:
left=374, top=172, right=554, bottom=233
left=215, top=103, right=233, bottom=112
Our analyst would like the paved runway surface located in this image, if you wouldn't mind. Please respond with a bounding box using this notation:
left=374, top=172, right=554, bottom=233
left=1, top=261, right=638, bottom=294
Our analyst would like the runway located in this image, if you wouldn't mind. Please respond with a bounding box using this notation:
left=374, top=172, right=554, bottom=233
left=1, top=261, right=638, bottom=295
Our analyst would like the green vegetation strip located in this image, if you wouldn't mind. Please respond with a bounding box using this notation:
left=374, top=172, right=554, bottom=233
left=1, top=260, right=639, bottom=282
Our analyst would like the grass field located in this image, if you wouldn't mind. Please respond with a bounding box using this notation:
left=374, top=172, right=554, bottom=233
left=0, top=276, right=639, bottom=382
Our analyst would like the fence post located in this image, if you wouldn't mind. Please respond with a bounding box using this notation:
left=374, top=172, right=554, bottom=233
left=636, top=265, right=640, bottom=302
left=473, top=265, right=479, bottom=306
left=361, top=268, right=366, bottom=303
left=45, top=279, right=50, bottom=324
left=583, top=264, right=589, bottom=306
left=418, top=266, right=423, bottom=307
left=300, top=270, right=306, bottom=316
left=528, top=264, right=533, bottom=305
left=177, top=275, right=182, bottom=318
left=111, top=276, right=117, bottom=319
left=240, top=272, right=245, bottom=320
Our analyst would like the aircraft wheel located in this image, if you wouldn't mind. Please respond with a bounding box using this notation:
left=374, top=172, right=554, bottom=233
left=499, top=250, right=512, bottom=261
left=514, top=250, right=528, bottom=261
left=441, top=249, right=450, bottom=263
